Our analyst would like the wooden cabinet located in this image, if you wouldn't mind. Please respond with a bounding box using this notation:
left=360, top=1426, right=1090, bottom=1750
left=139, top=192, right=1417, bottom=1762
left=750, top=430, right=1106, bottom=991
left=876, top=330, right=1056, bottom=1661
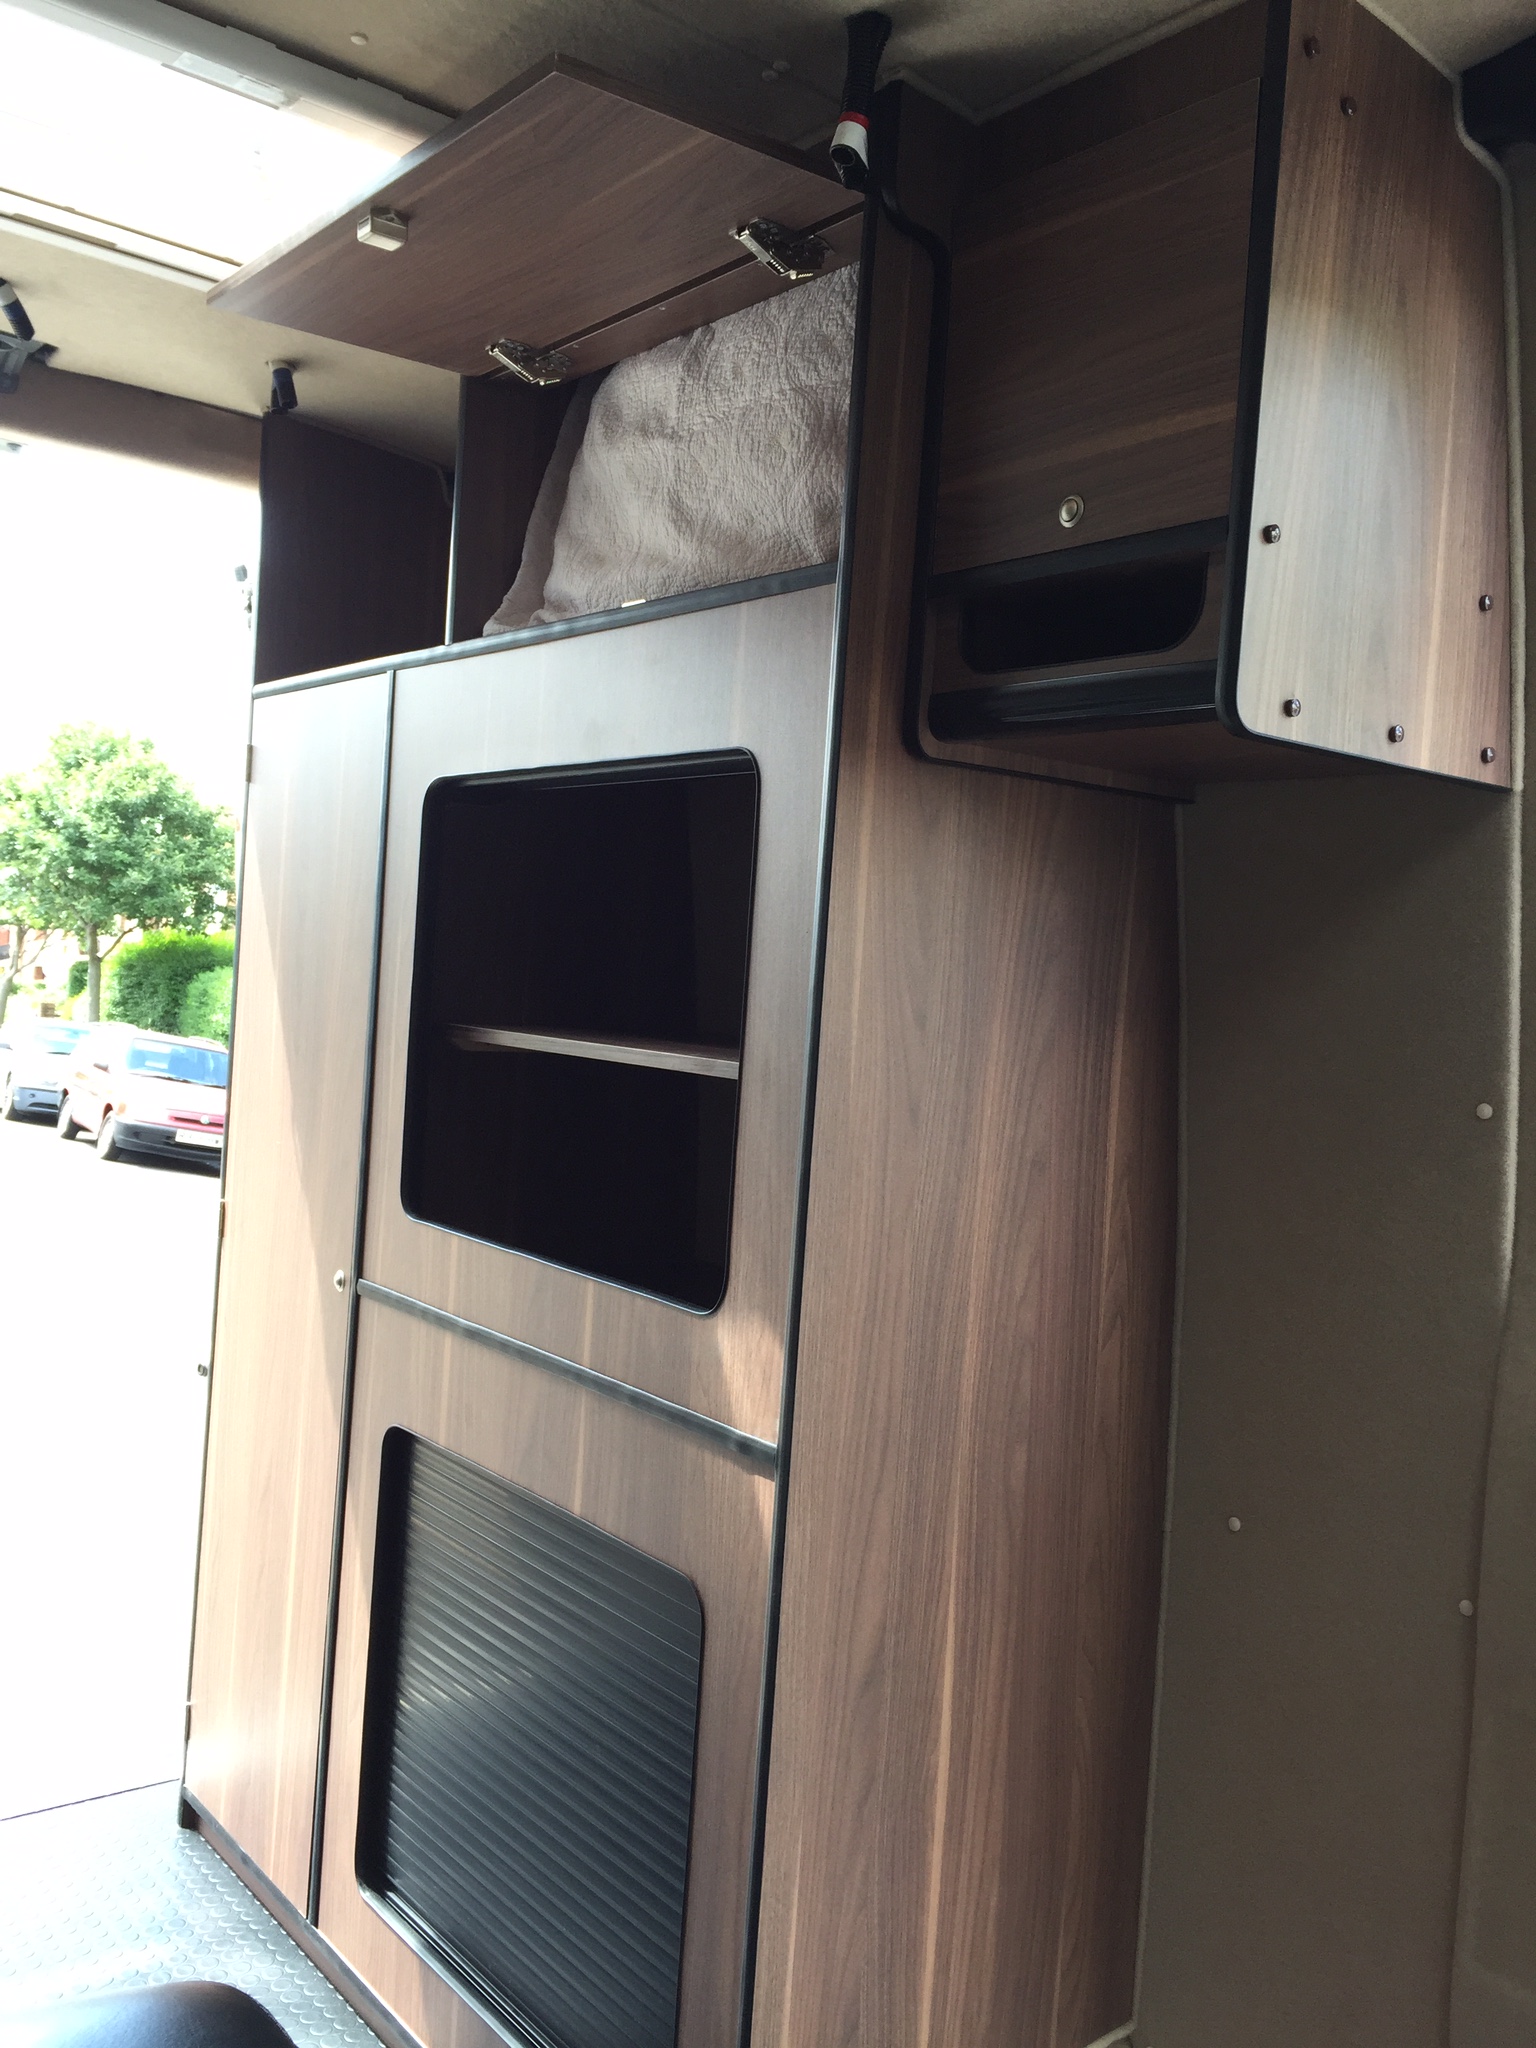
left=913, top=0, right=1510, bottom=793
left=185, top=672, right=390, bottom=1910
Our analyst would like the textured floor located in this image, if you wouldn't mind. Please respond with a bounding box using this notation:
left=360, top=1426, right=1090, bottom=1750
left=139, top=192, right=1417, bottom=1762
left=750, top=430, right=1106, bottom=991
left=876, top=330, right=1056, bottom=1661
left=0, top=1782, right=381, bottom=2048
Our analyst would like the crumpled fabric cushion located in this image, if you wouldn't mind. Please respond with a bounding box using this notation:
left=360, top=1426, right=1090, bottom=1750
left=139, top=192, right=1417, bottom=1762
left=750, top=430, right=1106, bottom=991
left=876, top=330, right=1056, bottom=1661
left=484, top=264, right=856, bottom=635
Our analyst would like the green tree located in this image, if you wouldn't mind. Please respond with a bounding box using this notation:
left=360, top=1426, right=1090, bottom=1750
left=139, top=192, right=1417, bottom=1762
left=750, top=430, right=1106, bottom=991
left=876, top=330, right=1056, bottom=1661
left=0, top=727, right=235, bottom=1021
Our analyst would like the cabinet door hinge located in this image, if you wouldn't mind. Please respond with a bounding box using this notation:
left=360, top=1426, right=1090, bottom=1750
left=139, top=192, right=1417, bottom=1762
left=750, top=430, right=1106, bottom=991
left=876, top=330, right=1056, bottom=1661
left=244, top=743, right=255, bottom=783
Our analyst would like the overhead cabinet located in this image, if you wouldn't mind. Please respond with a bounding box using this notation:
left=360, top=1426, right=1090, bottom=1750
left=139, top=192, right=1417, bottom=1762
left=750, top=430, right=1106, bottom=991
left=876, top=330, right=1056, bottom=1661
left=211, top=56, right=861, bottom=381
left=915, top=0, right=1511, bottom=791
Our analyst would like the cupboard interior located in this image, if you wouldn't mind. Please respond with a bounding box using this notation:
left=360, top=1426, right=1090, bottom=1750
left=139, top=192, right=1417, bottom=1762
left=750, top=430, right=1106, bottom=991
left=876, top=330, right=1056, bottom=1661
left=401, top=753, right=758, bottom=1311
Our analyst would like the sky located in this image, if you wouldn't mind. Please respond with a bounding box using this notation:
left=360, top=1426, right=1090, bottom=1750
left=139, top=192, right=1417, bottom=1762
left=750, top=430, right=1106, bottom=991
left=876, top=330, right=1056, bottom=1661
left=0, top=439, right=259, bottom=816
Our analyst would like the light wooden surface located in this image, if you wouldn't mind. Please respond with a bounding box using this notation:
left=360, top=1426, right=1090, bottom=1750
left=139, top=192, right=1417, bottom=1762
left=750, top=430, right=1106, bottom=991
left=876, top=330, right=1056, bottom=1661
left=1235, top=0, right=1511, bottom=783
left=751, top=93, right=1180, bottom=2048
left=316, top=1297, right=775, bottom=2048
left=186, top=673, right=390, bottom=1911
left=364, top=585, right=837, bottom=1447
left=936, top=78, right=1259, bottom=573
left=211, top=57, right=857, bottom=379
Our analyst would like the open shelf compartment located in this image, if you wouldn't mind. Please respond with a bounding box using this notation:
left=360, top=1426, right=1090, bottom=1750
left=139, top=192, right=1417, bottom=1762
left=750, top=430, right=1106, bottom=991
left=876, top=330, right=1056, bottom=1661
left=402, top=750, right=759, bottom=1312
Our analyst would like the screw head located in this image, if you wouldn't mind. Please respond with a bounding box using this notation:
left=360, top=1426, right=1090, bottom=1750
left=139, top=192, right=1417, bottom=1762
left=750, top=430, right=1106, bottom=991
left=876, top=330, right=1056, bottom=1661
left=333, top=1269, right=347, bottom=1292
left=1303, top=34, right=1321, bottom=55
left=1480, top=593, right=1494, bottom=612
left=1261, top=522, right=1282, bottom=543
left=1340, top=94, right=1357, bottom=116
left=1227, top=1516, right=1243, bottom=1532
left=1387, top=723, right=1405, bottom=743
left=1482, top=746, right=1497, bottom=764
left=1058, top=493, right=1084, bottom=528
left=1282, top=696, right=1302, bottom=717
left=1459, top=1599, right=1476, bottom=1618
left=1476, top=1102, right=1495, bottom=1120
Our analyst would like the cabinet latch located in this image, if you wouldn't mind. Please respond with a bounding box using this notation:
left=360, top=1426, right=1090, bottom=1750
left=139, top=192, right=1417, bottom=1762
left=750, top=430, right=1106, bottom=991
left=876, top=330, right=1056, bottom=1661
left=730, top=218, right=828, bottom=282
left=486, top=338, right=574, bottom=386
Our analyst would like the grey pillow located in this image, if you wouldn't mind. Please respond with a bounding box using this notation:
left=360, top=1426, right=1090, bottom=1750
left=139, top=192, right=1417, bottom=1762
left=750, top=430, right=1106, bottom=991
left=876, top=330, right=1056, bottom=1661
left=486, top=265, right=857, bottom=633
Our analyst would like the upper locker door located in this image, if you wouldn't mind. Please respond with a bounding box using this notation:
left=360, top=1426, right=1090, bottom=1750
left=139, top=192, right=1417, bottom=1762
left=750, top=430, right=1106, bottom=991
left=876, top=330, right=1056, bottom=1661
left=186, top=672, right=390, bottom=1912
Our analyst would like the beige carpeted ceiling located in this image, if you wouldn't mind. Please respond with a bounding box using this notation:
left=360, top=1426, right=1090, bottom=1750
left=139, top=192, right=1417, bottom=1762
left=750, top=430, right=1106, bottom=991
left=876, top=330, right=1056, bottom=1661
left=163, top=0, right=1536, bottom=144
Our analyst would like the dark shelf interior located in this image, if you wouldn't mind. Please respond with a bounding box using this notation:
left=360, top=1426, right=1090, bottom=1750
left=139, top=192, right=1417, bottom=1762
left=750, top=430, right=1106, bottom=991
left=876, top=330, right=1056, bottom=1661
left=962, top=553, right=1210, bottom=673
left=403, top=751, right=758, bottom=1310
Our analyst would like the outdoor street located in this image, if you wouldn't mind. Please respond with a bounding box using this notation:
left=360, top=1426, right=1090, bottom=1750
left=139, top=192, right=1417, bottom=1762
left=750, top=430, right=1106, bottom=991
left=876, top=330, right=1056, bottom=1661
left=0, top=1107, right=216, bottom=1819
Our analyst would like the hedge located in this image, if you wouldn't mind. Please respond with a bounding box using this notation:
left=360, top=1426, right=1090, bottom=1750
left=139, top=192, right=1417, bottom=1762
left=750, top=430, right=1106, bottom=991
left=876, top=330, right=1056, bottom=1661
left=104, top=931, right=235, bottom=1034
left=178, top=965, right=233, bottom=1045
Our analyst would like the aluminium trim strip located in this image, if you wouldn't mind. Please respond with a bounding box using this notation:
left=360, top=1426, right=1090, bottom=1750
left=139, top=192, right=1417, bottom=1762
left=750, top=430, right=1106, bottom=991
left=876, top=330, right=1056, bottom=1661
left=356, top=1278, right=778, bottom=1474
left=251, top=562, right=838, bottom=698
left=449, top=1023, right=739, bottom=1080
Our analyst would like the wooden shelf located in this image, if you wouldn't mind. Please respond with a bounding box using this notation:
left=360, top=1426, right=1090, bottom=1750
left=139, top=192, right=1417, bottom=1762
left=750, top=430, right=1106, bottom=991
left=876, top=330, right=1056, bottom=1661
left=450, top=1023, right=740, bottom=1081
left=210, top=56, right=861, bottom=380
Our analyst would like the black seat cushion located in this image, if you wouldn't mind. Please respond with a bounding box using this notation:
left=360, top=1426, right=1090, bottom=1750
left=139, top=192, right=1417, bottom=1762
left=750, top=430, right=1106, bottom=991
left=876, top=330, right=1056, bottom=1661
left=0, top=1983, right=296, bottom=2048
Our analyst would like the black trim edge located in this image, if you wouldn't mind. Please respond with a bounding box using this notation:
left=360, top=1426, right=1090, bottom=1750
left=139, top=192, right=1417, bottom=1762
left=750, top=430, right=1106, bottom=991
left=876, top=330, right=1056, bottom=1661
left=929, top=664, right=1218, bottom=739
left=1216, top=0, right=1293, bottom=736
left=252, top=564, right=839, bottom=699
left=736, top=116, right=883, bottom=2048
left=355, top=1278, right=778, bottom=1474
left=308, top=670, right=396, bottom=1922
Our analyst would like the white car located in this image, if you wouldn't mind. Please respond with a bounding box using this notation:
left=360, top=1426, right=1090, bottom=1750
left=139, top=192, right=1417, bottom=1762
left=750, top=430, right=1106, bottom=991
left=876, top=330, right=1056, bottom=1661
left=0, top=1019, right=90, bottom=1120
left=57, top=1027, right=227, bottom=1166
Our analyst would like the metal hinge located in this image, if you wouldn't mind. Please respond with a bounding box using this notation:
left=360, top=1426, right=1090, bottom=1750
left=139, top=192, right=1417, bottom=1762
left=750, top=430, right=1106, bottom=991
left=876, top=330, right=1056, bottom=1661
left=244, top=743, right=255, bottom=783
left=486, top=338, right=574, bottom=386
left=184, top=1699, right=193, bottom=1742
left=730, top=218, right=828, bottom=282
left=218, top=1198, right=227, bottom=1239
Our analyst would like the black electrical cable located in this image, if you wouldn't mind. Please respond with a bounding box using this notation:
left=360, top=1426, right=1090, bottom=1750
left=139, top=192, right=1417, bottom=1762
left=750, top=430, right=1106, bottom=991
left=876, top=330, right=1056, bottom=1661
left=831, top=11, right=892, bottom=188
left=874, top=167, right=953, bottom=749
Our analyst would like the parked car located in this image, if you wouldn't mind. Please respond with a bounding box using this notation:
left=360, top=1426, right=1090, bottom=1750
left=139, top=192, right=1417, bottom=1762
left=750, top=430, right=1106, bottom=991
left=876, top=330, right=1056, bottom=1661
left=57, top=1027, right=228, bottom=1167
left=0, top=1018, right=91, bottom=1119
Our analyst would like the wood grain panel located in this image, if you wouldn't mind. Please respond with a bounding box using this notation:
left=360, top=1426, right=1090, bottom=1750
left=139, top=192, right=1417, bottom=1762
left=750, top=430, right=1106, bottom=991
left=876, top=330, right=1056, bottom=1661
left=255, top=415, right=451, bottom=685
left=935, top=80, right=1259, bottom=573
left=364, top=585, right=837, bottom=1447
left=211, top=58, right=856, bottom=379
left=977, top=0, right=1267, bottom=184
left=316, top=1298, right=775, bottom=2048
left=1235, top=0, right=1511, bottom=784
left=446, top=376, right=572, bottom=646
left=186, top=673, right=389, bottom=1910
left=752, top=95, right=1179, bottom=2048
